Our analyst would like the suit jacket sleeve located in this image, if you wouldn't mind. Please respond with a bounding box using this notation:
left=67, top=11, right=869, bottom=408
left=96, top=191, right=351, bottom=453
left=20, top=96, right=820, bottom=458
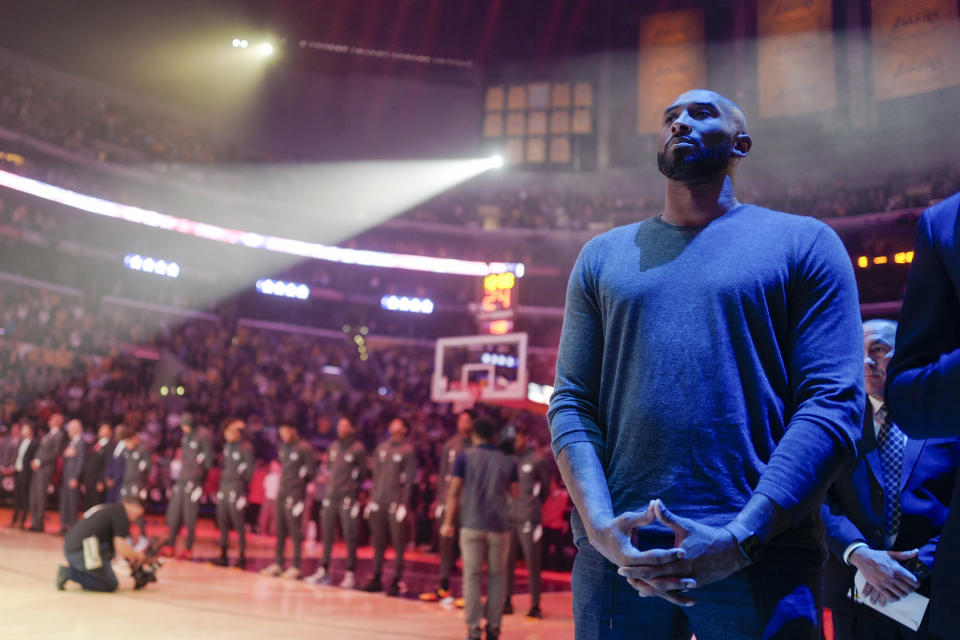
left=887, top=200, right=960, bottom=438
left=68, top=441, right=87, bottom=480
left=38, top=435, right=60, bottom=465
left=821, top=493, right=868, bottom=561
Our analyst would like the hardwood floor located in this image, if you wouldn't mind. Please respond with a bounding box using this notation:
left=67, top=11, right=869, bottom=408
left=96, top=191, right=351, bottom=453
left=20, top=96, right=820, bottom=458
left=0, top=511, right=574, bottom=640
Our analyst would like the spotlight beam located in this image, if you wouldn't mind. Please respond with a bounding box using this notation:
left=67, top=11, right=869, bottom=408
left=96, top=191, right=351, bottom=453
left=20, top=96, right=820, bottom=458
left=0, top=165, right=520, bottom=277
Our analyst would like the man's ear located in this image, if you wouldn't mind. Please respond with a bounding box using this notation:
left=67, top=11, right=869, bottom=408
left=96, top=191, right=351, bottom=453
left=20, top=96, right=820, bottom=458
left=732, top=133, right=752, bottom=158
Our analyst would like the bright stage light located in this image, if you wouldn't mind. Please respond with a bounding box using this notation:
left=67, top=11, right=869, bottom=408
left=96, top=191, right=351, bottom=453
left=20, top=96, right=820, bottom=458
left=490, top=155, right=504, bottom=169
left=240, top=40, right=249, bottom=49
left=258, top=43, right=274, bottom=57
left=232, top=38, right=241, bottom=48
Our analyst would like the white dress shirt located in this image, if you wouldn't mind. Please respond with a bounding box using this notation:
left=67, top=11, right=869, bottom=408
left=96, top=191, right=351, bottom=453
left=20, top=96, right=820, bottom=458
left=14, top=438, right=32, bottom=472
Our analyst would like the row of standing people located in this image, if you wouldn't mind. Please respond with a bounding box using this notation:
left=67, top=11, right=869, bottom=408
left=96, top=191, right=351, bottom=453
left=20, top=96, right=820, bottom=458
left=2, top=407, right=554, bottom=614
left=1, top=414, right=151, bottom=536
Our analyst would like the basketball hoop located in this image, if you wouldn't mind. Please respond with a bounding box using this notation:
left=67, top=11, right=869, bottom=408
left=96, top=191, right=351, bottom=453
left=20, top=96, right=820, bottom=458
left=453, top=382, right=484, bottom=412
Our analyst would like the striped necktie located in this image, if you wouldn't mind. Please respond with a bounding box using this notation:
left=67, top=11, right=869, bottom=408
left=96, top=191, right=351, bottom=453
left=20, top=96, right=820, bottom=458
left=876, top=404, right=904, bottom=539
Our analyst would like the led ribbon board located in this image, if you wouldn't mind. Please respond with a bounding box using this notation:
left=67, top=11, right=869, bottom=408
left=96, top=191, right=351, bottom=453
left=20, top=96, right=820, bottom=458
left=0, top=169, right=523, bottom=278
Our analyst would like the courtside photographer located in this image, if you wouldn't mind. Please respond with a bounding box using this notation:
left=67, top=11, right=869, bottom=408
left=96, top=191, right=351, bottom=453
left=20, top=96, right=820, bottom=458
left=56, top=496, right=154, bottom=592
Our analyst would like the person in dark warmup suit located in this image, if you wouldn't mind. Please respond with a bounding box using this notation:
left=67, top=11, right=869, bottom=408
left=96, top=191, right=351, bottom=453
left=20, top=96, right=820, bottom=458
left=420, top=409, right=474, bottom=603
left=119, top=431, right=150, bottom=541
left=549, top=90, right=864, bottom=640
left=305, top=413, right=366, bottom=588
left=161, top=413, right=213, bottom=560
left=886, top=190, right=960, bottom=639
left=363, top=417, right=416, bottom=596
left=260, top=423, right=316, bottom=580
left=212, top=418, right=254, bottom=569
left=505, top=424, right=553, bottom=619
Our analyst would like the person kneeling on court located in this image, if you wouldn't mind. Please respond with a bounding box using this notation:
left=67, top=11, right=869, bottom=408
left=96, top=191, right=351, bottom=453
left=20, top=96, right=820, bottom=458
left=56, top=496, right=147, bottom=592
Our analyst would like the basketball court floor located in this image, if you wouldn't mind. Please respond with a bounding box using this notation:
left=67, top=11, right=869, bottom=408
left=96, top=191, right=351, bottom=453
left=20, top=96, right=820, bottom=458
left=0, top=510, right=574, bottom=640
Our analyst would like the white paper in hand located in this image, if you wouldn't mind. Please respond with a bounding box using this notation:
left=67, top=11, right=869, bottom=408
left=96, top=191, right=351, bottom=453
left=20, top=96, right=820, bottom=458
left=848, top=569, right=929, bottom=631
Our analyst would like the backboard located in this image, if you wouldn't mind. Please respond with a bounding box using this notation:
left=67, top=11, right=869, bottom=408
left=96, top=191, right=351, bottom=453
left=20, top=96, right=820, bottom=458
left=431, top=332, right=528, bottom=407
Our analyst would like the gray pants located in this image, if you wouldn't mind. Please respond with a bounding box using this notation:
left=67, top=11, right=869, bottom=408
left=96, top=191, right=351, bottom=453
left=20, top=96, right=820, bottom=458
left=437, top=504, right=460, bottom=586
left=59, top=481, right=81, bottom=530
left=120, top=483, right=148, bottom=537
left=321, top=496, right=360, bottom=571
left=460, top=527, right=511, bottom=639
left=368, top=502, right=407, bottom=579
left=28, top=468, right=51, bottom=529
left=276, top=494, right=305, bottom=568
left=216, top=488, right=247, bottom=555
left=166, top=480, right=202, bottom=549
left=507, top=520, right=544, bottom=607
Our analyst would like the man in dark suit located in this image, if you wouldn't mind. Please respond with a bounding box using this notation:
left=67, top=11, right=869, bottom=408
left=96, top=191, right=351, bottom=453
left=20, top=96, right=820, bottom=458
left=0, top=424, right=18, bottom=503
left=11, top=423, right=38, bottom=527
left=83, top=423, right=114, bottom=510
left=28, top=413, right=66, bottom=532
left=104, top=425, right=127, bottom=504
left=823, top=319, right=960, bottom=638
left=59, top=419, right=87, bottom=533
left=887, top=191, right=960, bottom=639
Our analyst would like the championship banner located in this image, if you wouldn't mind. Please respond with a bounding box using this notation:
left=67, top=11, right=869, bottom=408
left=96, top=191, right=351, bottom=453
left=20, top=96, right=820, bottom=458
left=872, top=0, right=960, bottom=101
left=757, top=0, right=837, bottom=118
left=637, top=10, right=706, bottom=134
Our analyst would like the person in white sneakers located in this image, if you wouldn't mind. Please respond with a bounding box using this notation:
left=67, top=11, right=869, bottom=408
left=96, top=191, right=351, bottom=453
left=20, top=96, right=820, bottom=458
left=212, top=419, right=253, bottom=570
left=305, top=413, right=366, bottom=587
left=362, top=417, right=416, bottom=596
left=261, top=424, right=316, bottom=580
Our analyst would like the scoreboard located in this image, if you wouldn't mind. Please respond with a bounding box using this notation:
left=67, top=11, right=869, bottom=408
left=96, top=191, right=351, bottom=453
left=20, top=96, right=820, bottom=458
left=471, top=271, right=517, bottom=335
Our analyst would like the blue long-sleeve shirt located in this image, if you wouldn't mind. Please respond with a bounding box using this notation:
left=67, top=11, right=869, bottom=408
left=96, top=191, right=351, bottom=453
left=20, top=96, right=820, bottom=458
left=549, top=205, right=864, bottom=550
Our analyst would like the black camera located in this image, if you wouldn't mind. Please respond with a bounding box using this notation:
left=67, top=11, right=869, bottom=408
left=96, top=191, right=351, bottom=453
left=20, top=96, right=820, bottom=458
left=128, top=538, right=163, bottom=590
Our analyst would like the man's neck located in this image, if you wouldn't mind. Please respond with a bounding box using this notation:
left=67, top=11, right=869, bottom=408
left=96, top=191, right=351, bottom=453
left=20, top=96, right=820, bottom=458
left=662, top=174, right=740, bottom=227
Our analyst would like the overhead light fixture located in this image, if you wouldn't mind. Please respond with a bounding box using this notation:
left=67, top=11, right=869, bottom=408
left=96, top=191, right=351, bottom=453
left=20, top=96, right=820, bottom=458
left=380, top=295, right=434, bottom=314
left=256, top=278, right=310, bottom=300
left=123, top=254, right=180, bottom=279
